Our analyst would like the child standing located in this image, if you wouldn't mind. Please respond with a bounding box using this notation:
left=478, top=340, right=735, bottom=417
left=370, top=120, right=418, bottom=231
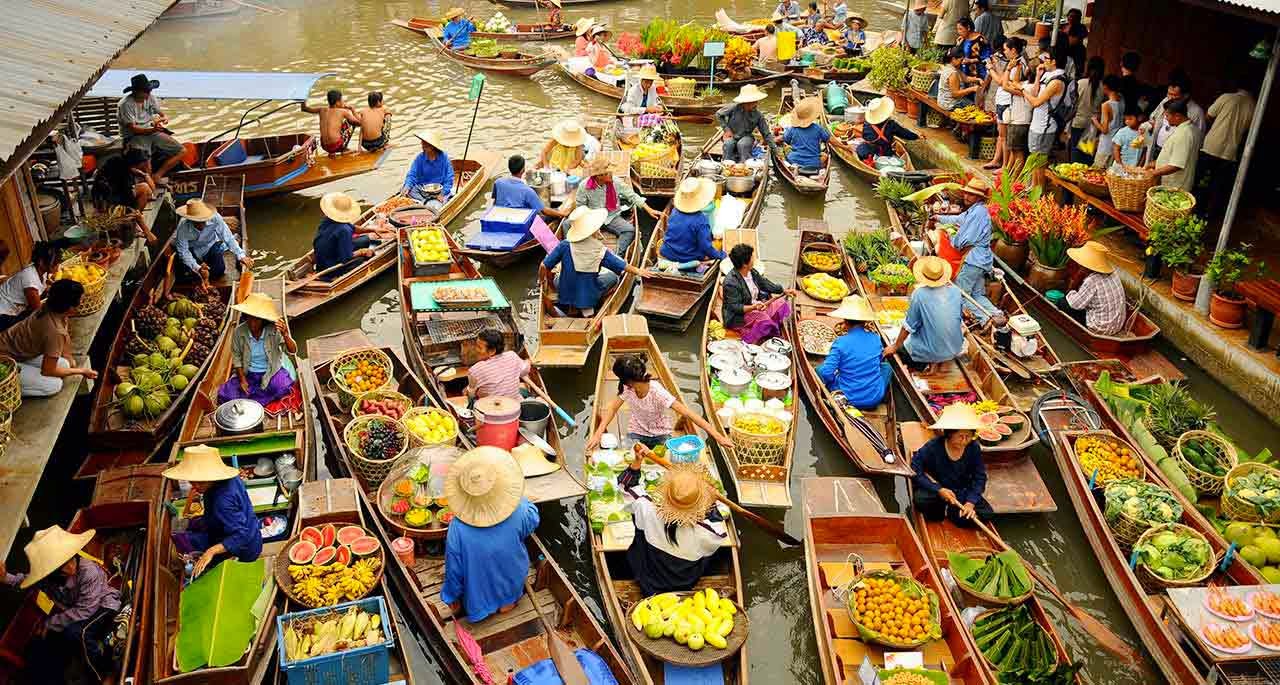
left=585, top=355, right=732, bottom=452
left=1109, top=110, right=1147, bottom=171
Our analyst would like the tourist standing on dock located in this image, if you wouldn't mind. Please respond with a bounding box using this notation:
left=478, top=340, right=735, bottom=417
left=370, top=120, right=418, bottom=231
left=934, top=179, right=999, bottom=324
left=166, top=445, right=263, bottom=577
left=911, top=404, right=994, bottom=527
left=818, top=296, right=890, bottom=409
left=933, top=0, right=968, bottom=51
left=1199, top=76, right=1256, bottom=217
left=882, top=256, right=963, bottom=376
left=718, top=85, right=777, bottom=163
left=1145, top=98, right=1201, bottom=193
left=0, top=278, right=97, bottom=397
left=899, top=0, right=929, bottom=54
left=217, top=292, right=297, bottom=405
left=0, top=241, right=60, bottom=331
left=174, top=198, right=252, bottom=282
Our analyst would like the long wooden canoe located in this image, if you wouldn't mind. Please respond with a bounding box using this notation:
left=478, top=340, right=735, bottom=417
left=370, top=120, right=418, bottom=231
left=399, top=16, right=575, bottom=41
left=420, top=26, right=556, bottom=76
left=284, top=156, right=493, bottom=320
left=78, top=174, right=248, bottom=479
left=828, top=91, right=916, bottom=181
left=302, top=334, right=634, bottom=685
left=587, top=314, right=748, bottom=684
left=772, top=86, right=831, bottom=196
left=788, top=223, right=911, bottom=477
left=533, top=206, right=641, bottom=368
left=801, top=478, right=996, bottom=685
left=556, top=63, right=733, bottom=116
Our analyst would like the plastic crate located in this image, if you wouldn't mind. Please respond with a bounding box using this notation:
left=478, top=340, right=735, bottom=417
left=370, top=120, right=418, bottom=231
left=277, top=596, right=394, bottom=685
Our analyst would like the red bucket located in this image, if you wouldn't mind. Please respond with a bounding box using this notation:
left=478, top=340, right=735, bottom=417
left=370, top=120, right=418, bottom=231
left=473, top=396, right=521, bottom=450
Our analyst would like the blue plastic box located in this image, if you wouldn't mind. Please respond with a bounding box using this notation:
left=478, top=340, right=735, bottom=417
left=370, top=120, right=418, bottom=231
left=276, top=596, right=394, bottom=685
left=480, top=206, right=536, bottom=235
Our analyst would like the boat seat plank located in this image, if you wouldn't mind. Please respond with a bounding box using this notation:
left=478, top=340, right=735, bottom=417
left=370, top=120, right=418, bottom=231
left=913, top=362, right=971, bottom=393
left=984, top=458, right=1057, bottom=514
left=447, top=588, right=561, bottom=642
left=734, top=479, right=793, bottom=508
left=831, top=636, right=956, bottom=673
left=801, top=477, right=883, bottom=517
left=816, top=543, right=903, bottom=566
left=819, top=560, right=892, bottom=588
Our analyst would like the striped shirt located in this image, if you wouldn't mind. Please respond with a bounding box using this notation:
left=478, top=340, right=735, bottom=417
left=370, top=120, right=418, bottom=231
left=1066, top=271, right=1126, bottom=335
left=468, top=350, right=529, bottom=400
left=622, top=383, right=676, bottom=437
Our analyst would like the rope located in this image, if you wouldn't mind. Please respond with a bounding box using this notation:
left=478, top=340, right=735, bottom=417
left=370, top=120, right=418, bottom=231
left=829, top=553, right=865, bottom=608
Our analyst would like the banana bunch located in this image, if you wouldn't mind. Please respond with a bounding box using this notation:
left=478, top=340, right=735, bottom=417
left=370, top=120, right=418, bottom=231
left=630, top=587, right=737, bottom=651
left=282, top=605, right=384, bottom=662
left=288, top=558, right=383, bottom=608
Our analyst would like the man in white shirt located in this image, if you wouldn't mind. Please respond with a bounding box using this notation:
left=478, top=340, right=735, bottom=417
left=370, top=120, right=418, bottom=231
left=1199, top=78, right=1257, bottom=216
left=1146, top=99, right=1201, bottom=193
left=933, top=0, right=969, bottom=50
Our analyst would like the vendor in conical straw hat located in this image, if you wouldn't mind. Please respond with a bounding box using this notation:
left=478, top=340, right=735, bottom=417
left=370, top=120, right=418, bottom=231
left=164, top=444, right=262, bottom=577
left=441, top=7, right=477, bottom=51
left=779, top=97, right=831, bottom=172
left=574, top=154, right=663, bottom=257
left=911, top=403, right=995, bottom=527
left=174, top=197, right=251, bottom=283
left=573, top=17, right=596, bottom=56
left=536, top=0, right=562, bottom=28
left=313, top=191, right=390, bottom=282
left=0, top=524, right=124, bottom=681
left=536, top=119, right=601, bottom=174
left=883, top=255, right=965, bottom=376
left=402, top=129, right=454, bottom=213
left=660, top=177, right=726, bottom=267
left=541, top=205, right=651, bottom=317
left=441, top=446, right=540, bottom=622
left=217, top=291, right=298, bottom=406
left=717, top=84, right=778, bottom=163
left=854, top=95, right=920, bottom=161
left=586, top=24, right=615, bottom=73
left=1061, top=240, right=1126, bottom=336
left=818, top=295, right=892, bottom=409
left=620, top=63, right=665, bottom=117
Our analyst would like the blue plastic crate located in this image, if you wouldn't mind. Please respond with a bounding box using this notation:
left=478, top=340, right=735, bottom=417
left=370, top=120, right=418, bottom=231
left=276, top=596, right=394, bottom=685
left=480, top=206, right=536, bottom=235
left=466, top=230, right=527, bottom=252
left=664, top=434, right=705, bottom=463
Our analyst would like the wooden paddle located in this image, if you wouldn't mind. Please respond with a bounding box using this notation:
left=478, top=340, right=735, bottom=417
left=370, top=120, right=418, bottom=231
left=972, top=518, right=1144, bottom=665
left=524, top=578, right=590, bottom=685
left=285, top=255, right=367, bottom=292
left=633, top=444, right=802, bottom=547
left=523, top=380, right=577, bottom=427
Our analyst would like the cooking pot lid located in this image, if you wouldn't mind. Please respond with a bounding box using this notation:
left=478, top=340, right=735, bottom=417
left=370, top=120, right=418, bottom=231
left=215, top=399, right=265, bottom=431
left=717, top=367, right=752, bottom=384
left=474, top=396, right=519, bottom=415
left=755, top=371, right=791, bottom=389
left=755, top=351, right=792, bottom=372
left=708, top=351, right=749, bottom=371
left=706, top=339, right=746, bottom=356
left=762, top=337, right=793, bottom=355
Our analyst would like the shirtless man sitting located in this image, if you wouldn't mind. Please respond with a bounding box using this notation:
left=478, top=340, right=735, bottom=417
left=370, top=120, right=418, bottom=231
left=300, top=89, right=362, bottom=155
left=356, top=92, right=392, bottom=152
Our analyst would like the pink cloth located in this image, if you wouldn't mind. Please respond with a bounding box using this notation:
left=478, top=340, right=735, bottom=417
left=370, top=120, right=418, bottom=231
left=622, top=382, right=676, bottom=437
left=575, top=36, right=589, bottom=57
left=468, top=350, right=530, bottom=400
left=585, top=176, right=618, bottom=211
left=738, top=299, right=792, bottom=345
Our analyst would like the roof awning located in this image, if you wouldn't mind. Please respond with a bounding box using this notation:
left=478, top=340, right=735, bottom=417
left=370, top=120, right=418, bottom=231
left=87, top=70, right=335, bottom=101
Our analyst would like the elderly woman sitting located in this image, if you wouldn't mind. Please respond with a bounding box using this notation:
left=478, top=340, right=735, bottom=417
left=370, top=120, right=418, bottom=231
left=911, top=404, right=994, bottom=527
left=721, top=243, right=795, bottom=344
left=217, top=292, right=298, bottom=405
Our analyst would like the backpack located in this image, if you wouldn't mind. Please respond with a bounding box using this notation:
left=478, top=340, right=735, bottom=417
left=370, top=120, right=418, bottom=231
left=1046, top=73, right=1073, bottom=132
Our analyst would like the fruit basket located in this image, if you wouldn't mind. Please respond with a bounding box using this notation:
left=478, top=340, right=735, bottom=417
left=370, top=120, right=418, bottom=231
left=402, top=406, right=458, bottom=447
left=344, top=415, right=408, bottom=487
left=375, top=444, right=461, bottom=540
left=800, top=273, right=849, bottom=303
left=728, top=412, right=787, bottom=470
left=624, top=587, right=749, bottom=666
left=843, top=567, right=942, bottom=648
left=1066, top=431, right=1144, bottom=485
left=407, top=226, right=453, bottom=276
left=56, top=255, right=108, bottom=317
left=1223, top=462, right=1280, bottom=524
left=800, top=247, right=843, bottom=273
left=330, top=348, right=394, bottom=409
left=275, top=522, right=385, bottom=608
left=1174, top=430, right=1238, bottom=496
left=353, top=390, right=411, bottom=421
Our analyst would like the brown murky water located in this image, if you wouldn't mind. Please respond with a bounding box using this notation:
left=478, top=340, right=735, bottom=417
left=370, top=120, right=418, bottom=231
left=102, top=2, right=1280, bottom=683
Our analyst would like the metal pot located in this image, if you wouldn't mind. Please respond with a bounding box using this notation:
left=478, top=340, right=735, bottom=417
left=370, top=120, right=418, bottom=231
left=762, top=337, right=793, bottom=356
left=755, top=371, right=792, bottom=401
left=716, top=367, right=752, bottom=396
left=724, top=174, right=757, bottom=195
left=694, top=159, right=723, bottom=176
left=706, top=339, right=747, bottom=356
left=755, top=350, right=792, bottom=374
left=709, top=351, right=750, bottom=373
left=214, top=399, right=264, bottom=435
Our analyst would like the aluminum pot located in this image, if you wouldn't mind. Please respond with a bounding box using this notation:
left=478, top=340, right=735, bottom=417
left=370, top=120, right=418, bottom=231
left=724, top=174, right=757, bottom=194
left=762, top=337, right=793, bottom=356
left=716, top=367, right=752, bottom=396
left=755, top=350, right=792, bottom=374
left=709, top=351, right=750, bottom=373
left=694, top=159, right=723, bottom=176
left=214, top=399, right=264, bottom=436
left=755, top=371, right=792, bottom=401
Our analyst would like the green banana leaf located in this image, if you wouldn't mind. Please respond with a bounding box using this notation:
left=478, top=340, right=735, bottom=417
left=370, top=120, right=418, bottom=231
left=177, top=558, right=267, bottom=672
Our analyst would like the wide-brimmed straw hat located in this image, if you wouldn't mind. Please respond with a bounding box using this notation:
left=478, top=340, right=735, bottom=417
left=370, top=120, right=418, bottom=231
left=589, top=24, right=610, bottom=37
left=232, top=292, right=282, bottom=322
left=912, top=0, right=928, bottom=9
left=790, top=97, right=823, bottom=127
left=582, top=155, right=612, bottom=178
left=443, top=7, right=465, bottom=20
left=320, top=191, right=363, bottom=223
left=574, top=17, right=596, bottom=36
left=636, top=63, right=663, bottom=83
left=654, top=463, right=718, bottom=526
left=565, top=206, right=608, bottom=242
left=413, top=129, right=445, bottom=151
left=552, top=120, right=588, bottom=147
left=673, top=177, right=716, bottom=213
left=959, top=177, right=991, bottom=198
left=912, top=255, right=953, bottom=287
left=512, top=443, right=560, bottom=477
left=929, top=403, right=986, bottom=431
left=444, top=446, right=525, bottom=527
left=827, top=295, right=875, bottom=321
left=163, top=444, right=240, bottom=483
left=734, top=84, right=768, bottom=104
left=847, top=15, right=867, bottom=26
left=18, top=525, right=95, bottom=589
left=1067, top=241, right=1115, bottom=274
left=176, top=198, right=216, bottom=222
left=549, top=0, right=562, bottom=7
left=865, top=96, right=895, bottom=125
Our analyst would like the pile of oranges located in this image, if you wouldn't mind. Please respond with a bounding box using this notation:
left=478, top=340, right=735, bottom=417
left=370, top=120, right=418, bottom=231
left=1075, top=435, right=1140, bottom=484
left=343, top=360, right=388, bottom=395
left=850, top=574, right=936, bottom=646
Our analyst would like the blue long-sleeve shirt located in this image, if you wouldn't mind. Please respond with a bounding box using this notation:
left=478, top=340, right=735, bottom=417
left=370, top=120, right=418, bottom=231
left=442, top=18, right=476, bottom=50
left=911, top=436, right=988, bottom=505
left=175, top=213, right=245, bottom=273
left=542, top=241, right=627, bottom=309
left=937, top=202, right=993, bottom=271
left=817, top=328, right=887, bottom=408
left=784, top=123, right=830, bottom=170
left=903, top=284, right=964, bottom=363
left=203, top=477, right=263, bottom=562
left=441, top=498, right=540, bottom=623
left=313, top=218, right=359, bottom=274
left=403, top=150, right=454, bottom=198
left=660, top=210, right=724, bottom=263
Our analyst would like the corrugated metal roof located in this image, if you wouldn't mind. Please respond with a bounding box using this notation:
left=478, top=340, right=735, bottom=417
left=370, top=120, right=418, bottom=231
left=0, top=0, right=174, bottom=164
left=1216, top=0, right=1280, bottom=14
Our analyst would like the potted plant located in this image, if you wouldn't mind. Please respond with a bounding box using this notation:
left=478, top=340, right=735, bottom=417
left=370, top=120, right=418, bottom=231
left=868, top=45, right=912, bottom=112
left=869, top=262, right=915, bottom=295
left=1147, top=215, right=1207, bottom=301
left=1022, top=196, right=1095, bottom=292
left=987, top=155, right=1045, bottom=273
left=1205, top=245, right=1262, bottom=329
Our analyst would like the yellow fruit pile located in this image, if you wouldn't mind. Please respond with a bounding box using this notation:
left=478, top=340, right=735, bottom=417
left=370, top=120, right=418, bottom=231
left=708, top=320, right=725, bottom=341
left=343, top=360, right=388, bottom=394
left=56, top=262, right=105, bottom=286
left=851, top=575, right=936, bottom=645
left=801, top=273, right=849, bottom=301
left=282, top=604, right=383, bottom=662
left=288, top=558, right=381, bottom=608
left=951, top=106, right=992, bottom=124
left=405, top=408, right=457, bottom=445
left=631, top=142, right=674, bottom=163
left=734, top=413, right=784, bottom=436
left=802, top=250, right=841, bottom=272
left=410, top=226, right=450, bottom=264
left=1075, top=434, right=1139, bottom=484
left=631, top=588, right=737, bottom=651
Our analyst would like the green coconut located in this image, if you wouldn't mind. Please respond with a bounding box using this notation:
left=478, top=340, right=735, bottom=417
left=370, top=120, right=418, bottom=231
left=1241, top=544, right=1268, bottom=569
left=183, top=317, right=197, bottom=329
left=155, top=336, right=177, bottom=353
left=133, top=353, right=150, bottom=368
left=1264, top=566, right=1280, bottom=584
left=170, top=374, right=189, bottom=391
left=115, top=382, right=138, bottom=399
left=123, top=394, right=145, bottom=418
left=178, top=364, right=200, bottom=379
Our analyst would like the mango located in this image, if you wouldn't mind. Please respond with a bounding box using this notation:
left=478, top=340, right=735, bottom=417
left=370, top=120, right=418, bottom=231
left=687, top=632, right=705, bottom=651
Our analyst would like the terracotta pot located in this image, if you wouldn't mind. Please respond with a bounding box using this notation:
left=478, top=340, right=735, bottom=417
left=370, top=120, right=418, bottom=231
left=1025, top=255, right=1069, bottom=293
left=1170, top=269, right=1202, bottom=302
left=888, top=89, right=910, bottom=113
left=992, top=238, right=1029, bottom=274
left=1209, top=292, right=1247, bottom=328
left=1035, top=21, right=1053, bottom=40
left=906, top=98, right=921, bottom=118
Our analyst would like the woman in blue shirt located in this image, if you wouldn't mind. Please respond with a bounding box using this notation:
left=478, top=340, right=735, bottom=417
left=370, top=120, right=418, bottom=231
left=217, top=292, right=297, bottom=405
left=441, top=8, right=476, bottom=50
left=780, top=97, right=830, bottom=171
left=165, top=445, right=263, bottom=577
left=911, top=404, right=994, bottom=527
left=817, top=296, right=891, bottom=409
left=542, top=206, right=649, bottom=316
left=313, top=191, right=390, bottom=281
left=402, top=130, right=454, bottom=212
left=659, top=177, right=725, bottom=266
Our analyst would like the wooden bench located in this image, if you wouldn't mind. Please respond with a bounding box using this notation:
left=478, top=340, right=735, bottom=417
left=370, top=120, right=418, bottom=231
left=1235, top=279, right=1280, bottom=352
left=907, top=88, right=995, bottom=159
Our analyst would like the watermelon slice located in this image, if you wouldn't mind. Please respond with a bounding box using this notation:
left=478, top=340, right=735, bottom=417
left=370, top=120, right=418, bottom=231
left=1000, top=414, right=1025, bottom=426
left=350, top=537, right=380, bottom=556
left=312, top=546, right=337, bottom=566
left=979, top=413, right=1000, bottom=426
left=977, top=429, right=1002, bottom=442
left=335, top=545, right=352, bottom=567
left=337, top=525, right=365, bottom=546
left=288, top=540, right=317, bottom=565
left=993, top=423, right=1013, bottom=436
left=320, top=523, right=337, bottom=548
left=300, top=526, right=323, bottom=548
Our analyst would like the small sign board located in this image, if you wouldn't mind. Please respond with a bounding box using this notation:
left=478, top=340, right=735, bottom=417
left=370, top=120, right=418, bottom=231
left=703, top=41, right=725, bottom=58
left=467, top=73, right=486, bottom=100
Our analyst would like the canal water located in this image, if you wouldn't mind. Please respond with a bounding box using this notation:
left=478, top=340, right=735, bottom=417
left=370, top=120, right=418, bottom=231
left=57, top=0, right=1278, bottom=683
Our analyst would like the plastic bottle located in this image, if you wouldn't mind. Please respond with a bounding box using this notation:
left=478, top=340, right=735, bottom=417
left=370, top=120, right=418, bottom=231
left=183, top=558, right=195, bottom=587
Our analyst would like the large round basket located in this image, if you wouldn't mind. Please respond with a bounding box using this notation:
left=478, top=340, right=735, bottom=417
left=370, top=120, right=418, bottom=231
left=1133, top=523, right=1217, bottom=594
left=1174, top=430, right=1238, bottom=496
left=729, top=412, right=787, bottom=467
left=1222, top=462, right=1280, bottom=524
left=801, top=245, right=844, bottom=273
left=1143, top=186, right=1196, bottom=231
left=353, top=389, right=412, bottom=419
left=330, top=348, right=394, bottom=408
left=1069, top=431, right=1145, bottom=485
left=973, top=607, right=1064, bottom=672
left=273, top=526, right=386, bottom=608
left=58, top=256, right=108, bottom=317
left=952, top=547, right=1035, bottom=606
left=801, top=276, right=848, bottom=303
left=344, top=415, right=409, bottom=488
left=1101, top=478, right=1182, bottom=550
left=1105, top=169, right=1155, bottom=213
left=0, top=356, right=20, bottom=415
left=909, top=67, right=938, bottom=92
left=624, top=592, right=749, bottom=666
left=845, top=569, right=943, bottom=648
left=401, top=406, right=459, bottom=448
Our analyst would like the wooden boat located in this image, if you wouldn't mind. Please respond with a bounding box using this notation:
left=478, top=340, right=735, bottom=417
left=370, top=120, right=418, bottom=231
left=533, top=206, right=641, bottom=367
left=801, top=477, right=995, bottom=685
left=556, top=62, right=732, bottom=116
left=0, top=465, right=165, bottom=685
left=494, top=0, right=610, bottom=5
left=302, top=332, right=634, bottom=685
left=77, top=174, right=248, bottom=480
left=587, top=315, right=747, bottom=684
left=714, top=9, right=768, bottom=41
left=283, top=156, right=494, bottom=320
left=633, top=133, right=768, bottom=331
left=159, top=0, right=238, bottom=20
left=700, top=229, right=798, bottom=507
left=420, top=27, right=556, bottom=76
left=788, top=223, right=911, bottom=478
left=771, top=86, right=831, bottom=195
left=398, top=16, right=575, bottom=41
left=1034, top=389, right=1269, bottom=685
left=828, top=92, right=916, bottom=180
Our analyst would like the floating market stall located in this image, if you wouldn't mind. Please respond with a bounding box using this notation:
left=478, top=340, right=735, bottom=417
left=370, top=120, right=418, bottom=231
left=396, top=15, right=574, bottom=41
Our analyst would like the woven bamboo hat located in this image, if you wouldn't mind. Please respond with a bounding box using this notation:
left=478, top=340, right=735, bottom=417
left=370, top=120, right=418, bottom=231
left=959, top=177, right=991, bottom=198
left=176, top=199, right=216, bottom=222
left=443, top=7, right=465, bottom=20
left=413, top=129, right=446, bottom=151
left=654, top=463, right=718, bottom=526
left=590, top=24, right=610, bottom=38
left=912, top=255, right=953, bottom=287
left=582, top=155, right=612, bottom=179
left=734, top=84, right=768, bottom=103
left=673, top=177, right=716, bottom=213
left=445, top=446, right=525, bottom=527
left=163, top=444, right=240, bottom=482
left=18, top=525, right=95, bottom=589
left=636, top=64, right=663, bottom=83
left=929, top=403, right=986, bottom=431
left=827, top=295, right=875, bottom=321
left=790, top=97, right=823, bottom=127
left=848, top=15, right=867, bottom=27
left=574, top=17, right=596, bottom=36
left=565, top=206, right=608, bottom=242
left=552, top=120, right=588, bottom=147
left=320, top=191, right=362, bottom=223
left=512, top=443, right=561, bottom=477
left=549, top=0, right=561, bottom=7
left=865, top=96, right=895, bottom=125
left=1067, top=240, right=1115, bottom=274
left=232, top=292, right=282, bottom=322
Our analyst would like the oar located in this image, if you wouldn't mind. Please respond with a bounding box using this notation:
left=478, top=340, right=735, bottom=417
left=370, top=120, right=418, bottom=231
left=524, top=578, right=590, bottom=685
left=285, top=255, right=368, bottom=292
left=972, top=518, right=1144, bottom=665
left=633, top=444, right=802, bottom=546
left=523, top=380, right=577, bottom=427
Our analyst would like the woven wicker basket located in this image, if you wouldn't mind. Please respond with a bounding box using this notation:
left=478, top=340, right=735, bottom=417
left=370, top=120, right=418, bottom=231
left=58, top=256, right=108, bottom=317
left=0, top=356, right=19, bottom=415
left=1069, top=431, right=1145, bottom=484
left=1102, top=479, right=1179, bottom=550
left=1133, top=523, right=1217, bottom=593
left=729, top=412, right=787, bottom=468
left=953, top=547, right=1035, bottom=606
left=353, top=389, right=412, bottom=418
left=1143, top=186, right=1196, bottom=230
left=637, top=160, right=678, bottom=179
left=330, top=348, right=394, bottom=408
left=0, top=411, right=13, bottom=461
left=978, top=136, right=997, bottom=160
left=1222, top=462, right=1280, bottom=524
left=1105, top=169, right=1155, bottom=212
left=343, top=415, right=408, bottom=488
left=800, top=246, right=844, bottom=273
left=925, top=110, right=944, bottom=128
left=665, top=78, right=696, bottom=98
left=401, top=406, right=458, bottom=447
left=909, top=68, right=938, bottom=92
left=1174, top=430, right=1238, bottom=496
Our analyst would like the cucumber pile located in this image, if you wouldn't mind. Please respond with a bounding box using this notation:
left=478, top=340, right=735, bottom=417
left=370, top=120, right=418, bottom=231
left=973, top=606, right=1080, bottom=684
left=947, top=550, right=1032, bottom=600
left=1180, top=436, right=1227, bottom=476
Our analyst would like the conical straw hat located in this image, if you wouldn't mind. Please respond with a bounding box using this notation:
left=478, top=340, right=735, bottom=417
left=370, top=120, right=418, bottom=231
left=20, top=525, right=95, bottom=589
left=929, top=403, right=986, bottom=431
left=162, top=444, right=240, bottom=482
left=444, top=446, right=526, bottom=527
left=232, top=292, right=281, bottom=321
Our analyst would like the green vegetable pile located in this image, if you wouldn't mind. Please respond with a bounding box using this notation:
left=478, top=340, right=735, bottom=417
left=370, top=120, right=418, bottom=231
left=843, top=229, right=901, bottom=272
left=869, top=263, right=915, bottom=288
left=1103, top=478, right=1182, bottom=526
left=1141, top=382, right=1214, bottom=447
left=1134, top=526, right=1212, bottom=581
left=1181, top=436, right=1228, bottom=476
left=465, top=38, right=500, bottom=58
left=947, top=550, right=1032, bottom=600
left=831, top=56, right=870, bottom=72
left=973, top=606, right=1080, bottom=684
left=1149, top=187, right=1194, bottom=211
left=873, top=176, right=917, bottom=211
left=1227, top=469, right=1280, bottom=519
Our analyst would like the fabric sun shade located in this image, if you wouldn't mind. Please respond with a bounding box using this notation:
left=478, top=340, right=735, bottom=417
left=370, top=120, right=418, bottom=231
left=88, top=70, right=335, bottom=101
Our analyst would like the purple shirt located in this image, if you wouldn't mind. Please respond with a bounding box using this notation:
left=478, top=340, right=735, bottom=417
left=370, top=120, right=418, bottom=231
left=5, top=557, right=121, bottom=631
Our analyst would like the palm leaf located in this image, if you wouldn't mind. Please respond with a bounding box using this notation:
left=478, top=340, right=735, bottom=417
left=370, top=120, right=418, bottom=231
left=177, top=558, right=267, bottom=672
